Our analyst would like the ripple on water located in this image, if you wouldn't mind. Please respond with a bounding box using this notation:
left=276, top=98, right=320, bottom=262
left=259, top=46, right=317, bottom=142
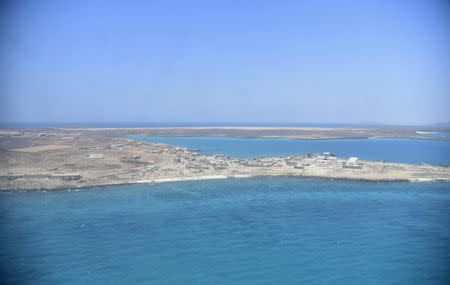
left=1, top=178, right=449, bottom=285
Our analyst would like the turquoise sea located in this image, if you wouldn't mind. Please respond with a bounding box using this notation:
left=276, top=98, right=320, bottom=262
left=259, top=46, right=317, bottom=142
left=2, top=137, right=450, bottom=284
left=136, top=136, right=450, bottom=165
left=1, top=178, right=449, bottom=284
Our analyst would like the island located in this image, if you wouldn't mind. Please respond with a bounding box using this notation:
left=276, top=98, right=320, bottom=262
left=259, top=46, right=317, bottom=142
left=1, top=127, right=449, bottom=190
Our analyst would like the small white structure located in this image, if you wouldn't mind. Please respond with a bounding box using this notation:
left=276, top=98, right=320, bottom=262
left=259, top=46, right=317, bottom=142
left=294, top=163, right=304, bottom=169
left=344, top=157, right=361, bottom=169
left=300, top=152, right=341, bottom=168
left=348, top=157, right=358, bottom=164
left=88, top=153, right=103, bottom=159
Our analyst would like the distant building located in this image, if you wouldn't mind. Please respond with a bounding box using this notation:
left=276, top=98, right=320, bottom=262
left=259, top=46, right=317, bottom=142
left=344, top=157, right=362, bottom=169
left=348, top=157, right=358, bottom=164
left=294, top=163, right=304, bottom=169
left=88, top=153, right=103, bottom=159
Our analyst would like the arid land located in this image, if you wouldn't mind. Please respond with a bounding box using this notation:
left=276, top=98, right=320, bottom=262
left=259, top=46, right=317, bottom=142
left=1, top=126, right=449, bottom=190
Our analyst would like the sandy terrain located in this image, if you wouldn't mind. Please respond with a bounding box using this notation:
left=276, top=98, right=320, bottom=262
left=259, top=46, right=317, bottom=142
left=0, top=127, right=449, bottom=190
left=12, top=144, right=71, bottom=153
left=21, top=125, right=450, bottom=140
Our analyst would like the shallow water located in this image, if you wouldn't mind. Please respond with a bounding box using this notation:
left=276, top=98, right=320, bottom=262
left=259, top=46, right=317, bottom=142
left=1, top=178, right=449, bottom=284
left=136, top=136, right=450, bottom=165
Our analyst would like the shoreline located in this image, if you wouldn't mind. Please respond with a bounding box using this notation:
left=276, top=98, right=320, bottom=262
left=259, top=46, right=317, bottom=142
left=1, top=127, right=449, bottom=191
left=136, top=134, right=450, bottom=142
left=2, top=174, right=450, bottom=193
left=3, top=125, right=449, bottom=141
left=134, top=174, right=450, bottom=185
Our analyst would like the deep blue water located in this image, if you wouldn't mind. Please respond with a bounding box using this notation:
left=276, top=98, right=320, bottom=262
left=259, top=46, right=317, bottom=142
left=1, top=178, right=449, bottom=285
left=136, top=136, right=450, bottom=165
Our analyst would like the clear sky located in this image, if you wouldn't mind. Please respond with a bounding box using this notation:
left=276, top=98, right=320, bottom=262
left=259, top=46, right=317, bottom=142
left=1, top=0, right=449, bottom=125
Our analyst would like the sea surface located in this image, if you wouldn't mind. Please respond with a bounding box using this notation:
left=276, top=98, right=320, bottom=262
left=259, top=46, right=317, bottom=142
left=1, top=178, right=449, bottom=284
left=136, top=136, right=450, bottom=165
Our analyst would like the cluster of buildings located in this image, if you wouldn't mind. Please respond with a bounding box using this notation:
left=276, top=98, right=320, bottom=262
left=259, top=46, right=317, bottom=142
left=133, top=141, right=364, bottom=177
left=175, top=148, right=364, bottom=172
left=238, top=152, right=363, bottom=170
left=286, top=152, right=362, bottom=170
left=171, top=148, right=232, bottom=173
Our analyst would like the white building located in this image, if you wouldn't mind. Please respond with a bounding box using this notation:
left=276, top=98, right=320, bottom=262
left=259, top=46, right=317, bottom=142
left=88, top=153, right=103, bottom=159
left=348, top=157, right=358, bottom=164
left=344, top=157, right=361, bottom=169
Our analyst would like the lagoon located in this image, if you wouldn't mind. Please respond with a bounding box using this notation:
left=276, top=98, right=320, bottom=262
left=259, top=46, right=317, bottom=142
left=136, top=136, right=450, bottom=165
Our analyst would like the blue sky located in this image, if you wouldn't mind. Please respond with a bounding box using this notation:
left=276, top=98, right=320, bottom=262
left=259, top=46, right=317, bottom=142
left=2, top=0, right=449, bottom=125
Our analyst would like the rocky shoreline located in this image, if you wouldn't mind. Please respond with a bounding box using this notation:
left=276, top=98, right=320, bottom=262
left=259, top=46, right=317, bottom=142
left=1, top=127, right=449, bottom=191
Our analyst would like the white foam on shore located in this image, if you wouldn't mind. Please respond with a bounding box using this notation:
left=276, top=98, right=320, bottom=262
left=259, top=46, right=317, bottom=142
left=133, top=174, right=255, bottom=185
left=132, top=175, right=449, bottom=185
left=409, top=178, right=434, bottom=182
left=231, top=174, right=254, bottom=178
left=409, top=177, right=450, bottom=182
left=134, top=175, right=229, bottom=184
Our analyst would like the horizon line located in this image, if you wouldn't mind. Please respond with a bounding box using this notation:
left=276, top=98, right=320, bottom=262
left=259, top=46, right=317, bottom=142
left=1, top=121, right=449, bottom=128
